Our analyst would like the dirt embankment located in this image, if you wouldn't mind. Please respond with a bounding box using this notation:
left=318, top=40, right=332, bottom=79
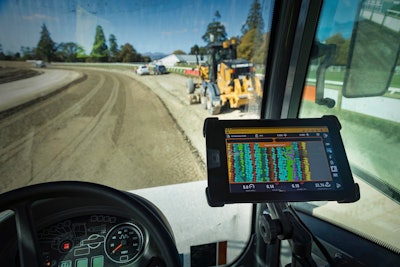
left=0, top=61, right=42, bottom=84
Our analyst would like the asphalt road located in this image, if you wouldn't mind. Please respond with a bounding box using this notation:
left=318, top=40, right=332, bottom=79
left=0, top=67, right=206, bottom=193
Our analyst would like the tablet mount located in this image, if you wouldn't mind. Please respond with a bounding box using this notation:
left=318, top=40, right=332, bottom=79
left=203, top=116, right=360, bottom=266
left=257, top=186, right=359, bottom=266
left=259, top=202, right=317, bottom=267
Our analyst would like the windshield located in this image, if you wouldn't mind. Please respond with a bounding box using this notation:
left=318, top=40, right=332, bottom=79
left=1, top=0, right=399, bottom=264
left=298, top=0, right=400, bottom=254
left=0, top=0, right=273, bottom=265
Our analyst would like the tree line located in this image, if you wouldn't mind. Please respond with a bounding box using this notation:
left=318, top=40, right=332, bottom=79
left=0, top=24, right=150, bottom=63
left=189, top=0, right=350, bottom=65
left=0, top=1, right=268, bottom=64
left=187, top=0, right=268, bottom=65
left=0, top=0, right=350, bottom=65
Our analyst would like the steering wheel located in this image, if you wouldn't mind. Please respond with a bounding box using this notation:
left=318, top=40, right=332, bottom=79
left=0, top=181, right=182, bottom=267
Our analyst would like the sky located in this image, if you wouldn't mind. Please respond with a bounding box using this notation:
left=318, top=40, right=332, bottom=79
left=0, top=0, right=274, bottom=55
left=316, top=0, right=359, bottom=41
left=0, top=0, right=359, bottom=56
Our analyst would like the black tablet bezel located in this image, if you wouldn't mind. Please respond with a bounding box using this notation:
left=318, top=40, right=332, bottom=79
left=204, top=116, right=359, bottom=206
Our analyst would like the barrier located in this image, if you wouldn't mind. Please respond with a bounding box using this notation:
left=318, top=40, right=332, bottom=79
left=184, top=69, right=200, bottom=76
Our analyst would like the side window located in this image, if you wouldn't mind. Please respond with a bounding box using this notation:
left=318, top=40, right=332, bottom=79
left=298, top=0, right=400, bottom=254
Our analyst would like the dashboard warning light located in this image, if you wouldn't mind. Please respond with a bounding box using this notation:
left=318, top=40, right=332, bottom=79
left=61, top=241, right=71, bottom=252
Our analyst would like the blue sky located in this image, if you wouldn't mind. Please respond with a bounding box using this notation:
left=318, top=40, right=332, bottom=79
left=0, top=0, right=274, bottom=55
left=0, top=0, right=358, bottom=55
left=317, top=0, right=358, bottom=41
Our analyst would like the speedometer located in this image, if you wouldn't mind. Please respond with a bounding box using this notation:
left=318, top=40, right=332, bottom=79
left=104, top=223, right=145, bottom=264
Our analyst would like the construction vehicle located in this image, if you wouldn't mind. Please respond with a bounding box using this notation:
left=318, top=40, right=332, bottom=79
left=187, top=38, right=263, bottom=115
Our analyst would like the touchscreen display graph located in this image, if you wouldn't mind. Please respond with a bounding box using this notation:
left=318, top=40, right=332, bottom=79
left=225, top=126, right=339, bottom=193
left=227, top=140, right=331, bottom=183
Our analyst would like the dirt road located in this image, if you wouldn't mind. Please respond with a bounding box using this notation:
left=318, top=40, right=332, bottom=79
left=129, top=69, right=260, bottom=161
left=0, top=67, right=207, bottom=193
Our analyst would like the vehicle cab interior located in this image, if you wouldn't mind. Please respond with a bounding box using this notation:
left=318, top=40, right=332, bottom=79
left=0, top=0, right=399, bottom=267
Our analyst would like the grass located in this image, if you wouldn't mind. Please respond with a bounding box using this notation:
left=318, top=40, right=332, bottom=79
left=300, top=100, right=400, bottom=191
left=301, top=100, right=400, bottom=141
left=306, top=69, right=345, bottom=82
left=306, top=68, right=400, bottom=97
left=391, top=73, right=400, bottom=88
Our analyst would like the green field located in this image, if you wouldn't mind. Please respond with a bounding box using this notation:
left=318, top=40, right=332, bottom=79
left=300, top=100, right=400, bottom=195
left=306, top=69, right=400, bottom=87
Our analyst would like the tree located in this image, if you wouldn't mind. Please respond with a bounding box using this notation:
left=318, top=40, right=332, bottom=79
left=238, top=30, right=270, bottom=64
left=237, top=29, right=257, bottom=60
left=202, top=10, right=227, bottom=43
left=20, top=46, right=36, bottom=60
left=190, top=44, right=200, bottom=55
left=253, top=32, right=270, bottom=64
left=189, top=44, right=207, bottom=56
left=90, top=25, right=108, bottom=62
left=109, top=34, right=119, bottom=62
left=142, top=56, right=151, bottom=63
left=241, top=0, right=264, bottom=35
left=119, top=43, right=138, bottom=62
left=56, top=42, right=79, bottom=62
left=0, top=44, right=4, bottom=60
left=36, top=24, right=56, bottom=62
left=77, top=45, right=88, bottom=62
left=172, top=49, right=186, bottom=55
left=325, top=33, right=350, bottom=65
left=199, top=46, right=207, bottom=55
left=237, top=1, right=266, bottom=63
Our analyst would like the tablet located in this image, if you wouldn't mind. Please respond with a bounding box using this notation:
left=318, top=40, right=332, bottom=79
left=204, top=116, right=359, bottom=206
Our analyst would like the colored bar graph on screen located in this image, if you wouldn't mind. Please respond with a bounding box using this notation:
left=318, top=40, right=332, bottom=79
left=227, top=141, right=312, bottom=183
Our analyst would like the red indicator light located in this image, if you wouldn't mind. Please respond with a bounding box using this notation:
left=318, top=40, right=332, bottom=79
left=61, top=241, right=71, bottom=251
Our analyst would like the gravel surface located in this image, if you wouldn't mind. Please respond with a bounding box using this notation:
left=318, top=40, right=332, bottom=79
left=123, top=68, right=260, bottom=163
left=0, top=65, right=210, bottom=193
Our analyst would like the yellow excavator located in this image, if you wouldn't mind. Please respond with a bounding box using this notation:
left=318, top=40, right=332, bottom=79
left=187, top=38, right=263, bottom=115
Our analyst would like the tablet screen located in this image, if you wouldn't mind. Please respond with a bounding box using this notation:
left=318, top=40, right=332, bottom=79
left=204, top=117, right=358, bottom=205
left=225, top=126, right=342, bottom=194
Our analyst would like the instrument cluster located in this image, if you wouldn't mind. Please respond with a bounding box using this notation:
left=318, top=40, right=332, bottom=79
left=38, top=214, right=145, bottom=267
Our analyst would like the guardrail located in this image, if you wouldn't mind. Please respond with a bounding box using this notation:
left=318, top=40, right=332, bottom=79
left=165, top=66, right=191, bottom=75
left=184, top=69, right=200, bottom=76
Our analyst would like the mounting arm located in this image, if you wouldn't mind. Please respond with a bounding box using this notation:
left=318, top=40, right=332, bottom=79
left=258, top=202, right=317, bottom=267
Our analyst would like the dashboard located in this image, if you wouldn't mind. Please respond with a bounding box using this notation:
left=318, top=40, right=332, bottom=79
left=0, top=182, right=180, bottom=267
left=38, top=213, right=146, bottom=267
